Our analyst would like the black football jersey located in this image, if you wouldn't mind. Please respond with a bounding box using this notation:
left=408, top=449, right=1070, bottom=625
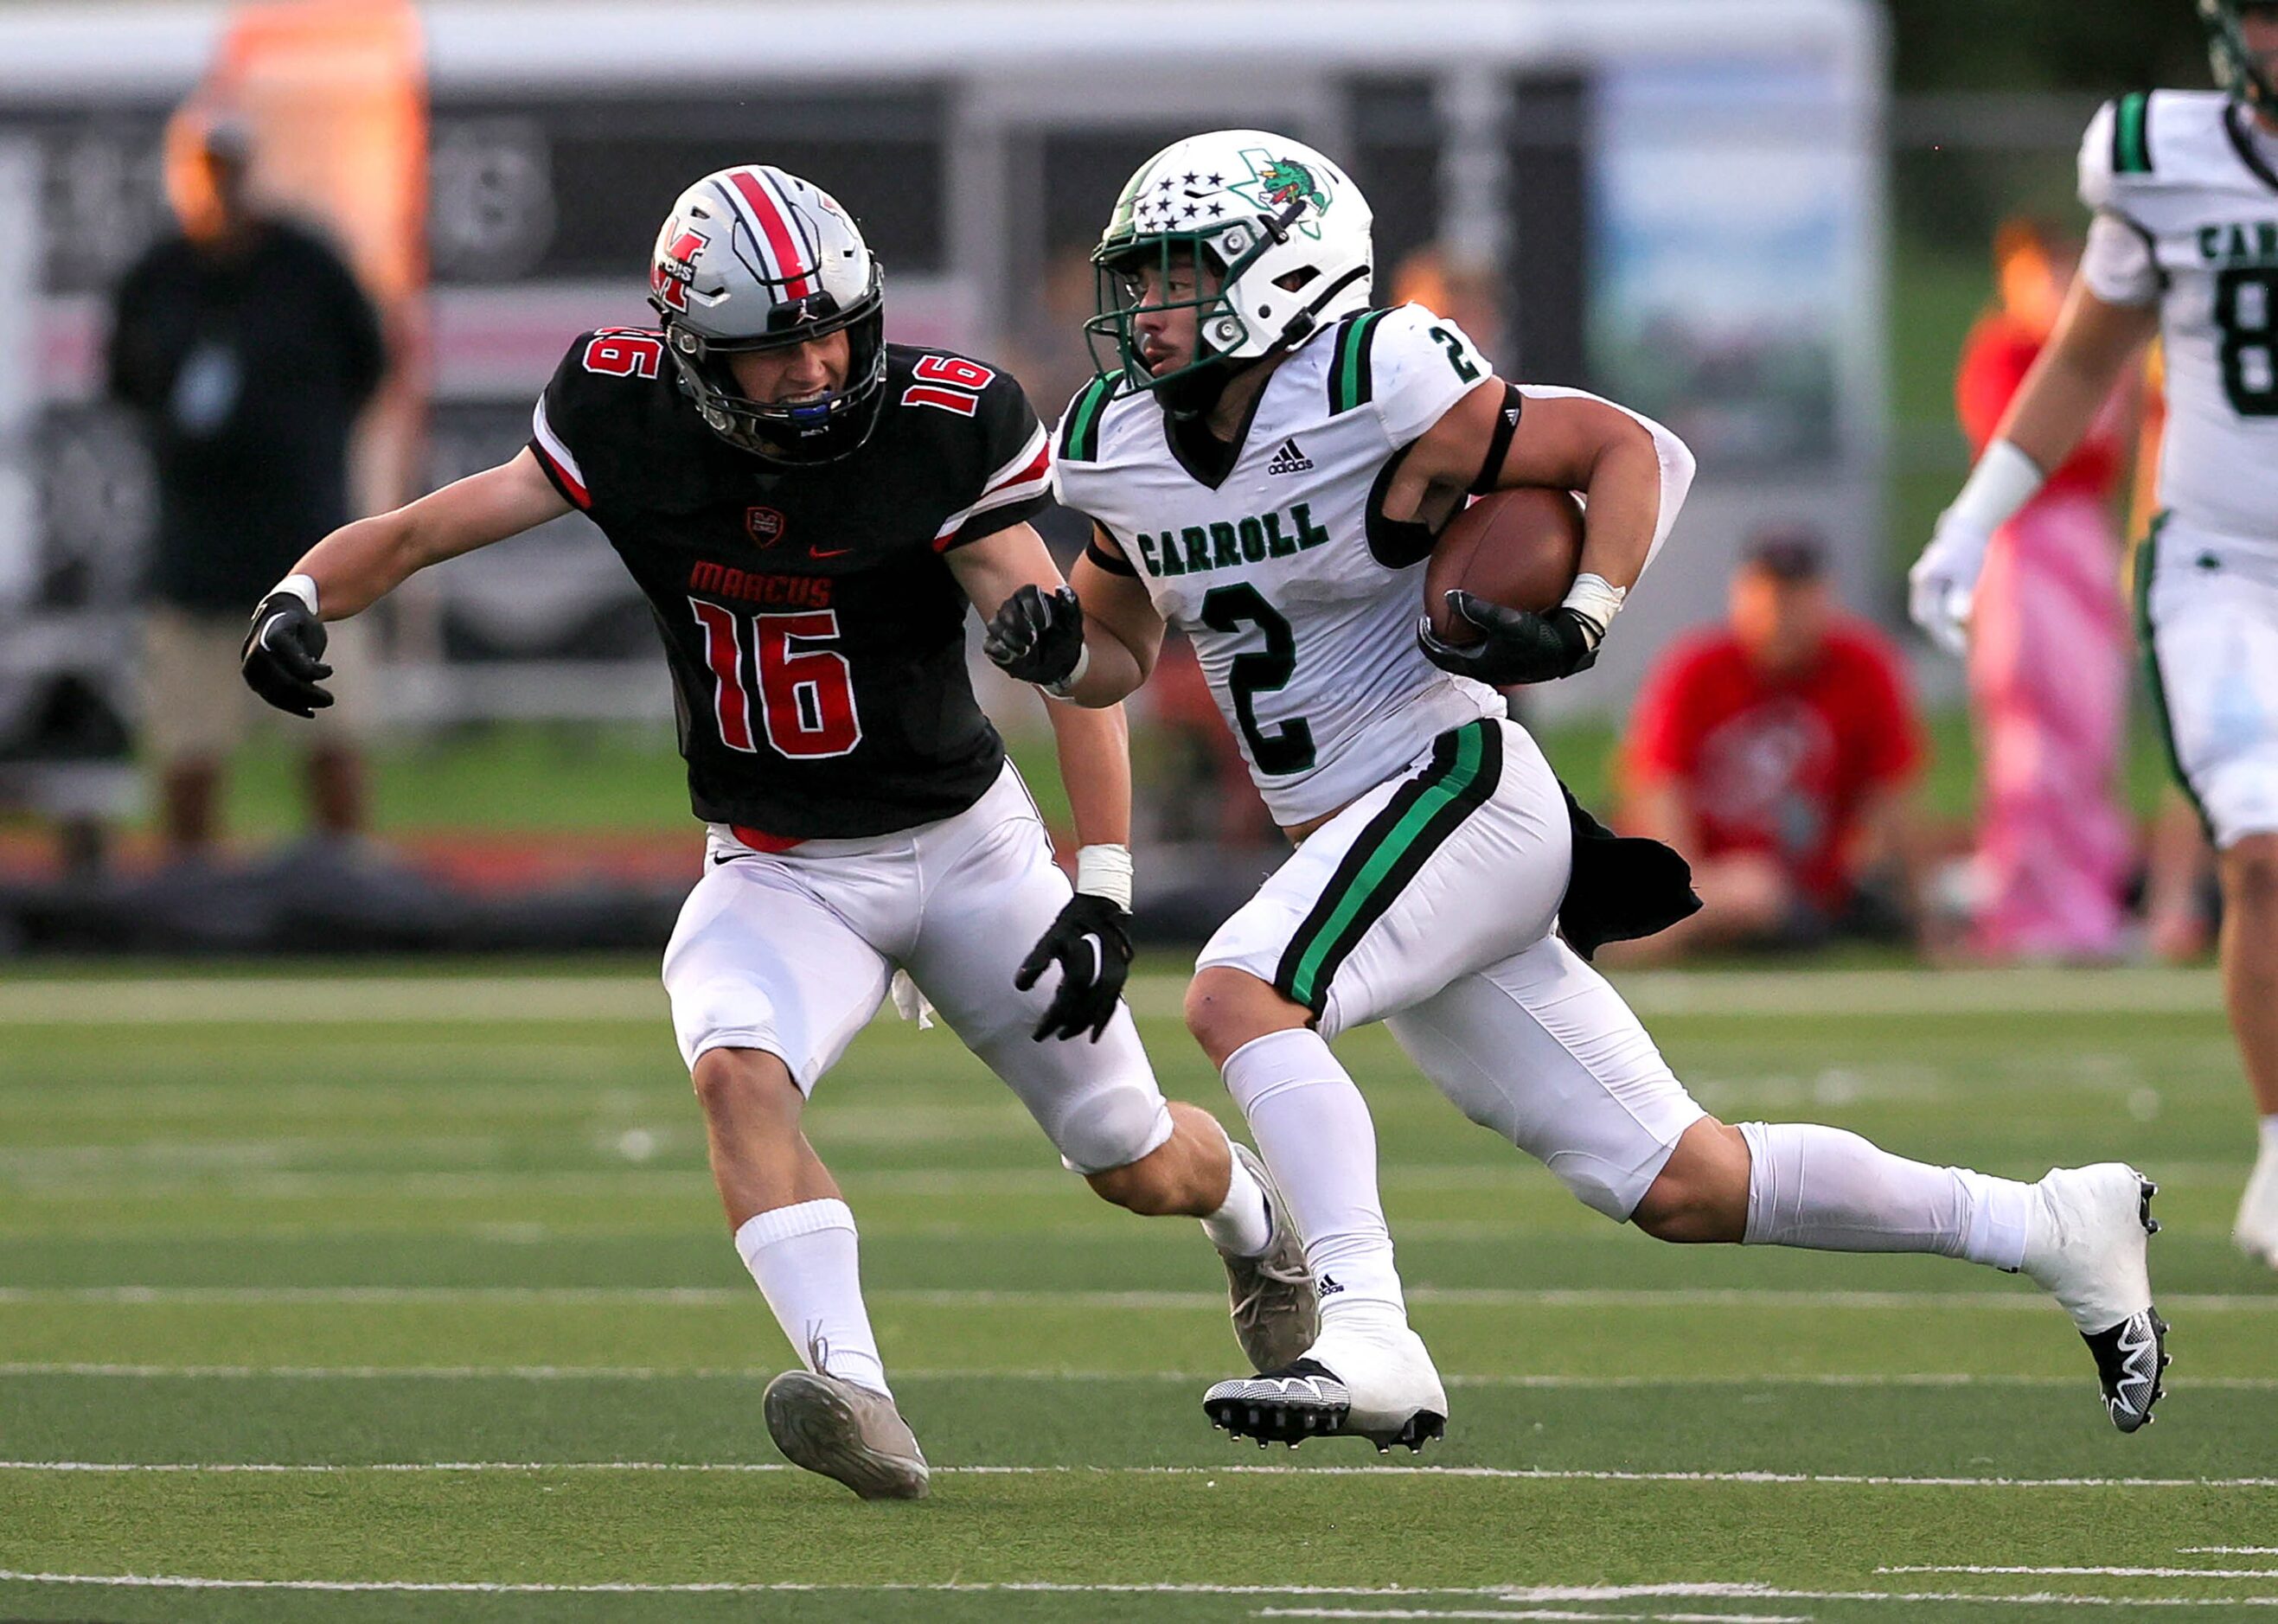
left=528, top=332, right=1052, bottom=839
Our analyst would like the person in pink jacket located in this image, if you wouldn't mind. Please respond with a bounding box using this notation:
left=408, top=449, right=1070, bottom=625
left=1954, top=219, right=2139, bottom=961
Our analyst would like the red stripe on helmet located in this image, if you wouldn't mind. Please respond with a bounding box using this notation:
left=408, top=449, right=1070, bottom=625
left=727, top=169, right=816, bottom=300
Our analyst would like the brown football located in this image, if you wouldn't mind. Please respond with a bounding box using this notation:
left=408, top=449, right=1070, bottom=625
left=1424, top=486, right=1585, bottom=644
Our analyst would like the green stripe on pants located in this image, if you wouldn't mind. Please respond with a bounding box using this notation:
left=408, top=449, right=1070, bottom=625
left=1283, top=724, right=1487, bottom=1011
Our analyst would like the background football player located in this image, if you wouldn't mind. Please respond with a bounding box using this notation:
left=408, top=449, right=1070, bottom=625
left=1910, top=0, right=2278, bottom=1270
left=989, top=130, right=2168, bottom=1450
left=239, top=164, right=1312, bottom=1499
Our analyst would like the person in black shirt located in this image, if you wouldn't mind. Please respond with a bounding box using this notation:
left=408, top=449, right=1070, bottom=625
left=108, top=113, right=385, bottom=857
left=238, top=164, right=1312, bottom=1499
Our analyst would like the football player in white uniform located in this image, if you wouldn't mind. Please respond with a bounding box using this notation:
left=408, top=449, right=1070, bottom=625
left=987, top=129, right=2170, bottom=1446
left=1912, top=0, right=2278, bottom=1269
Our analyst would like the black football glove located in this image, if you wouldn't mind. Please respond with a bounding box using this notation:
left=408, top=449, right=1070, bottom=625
left=983, top=583, right=1086, bottom=688
left=240, top=590, right=334, bottom=717
left=1015, top=891, right=1133, bottom=1042
left=1417, top=590, right=1603, bottom=687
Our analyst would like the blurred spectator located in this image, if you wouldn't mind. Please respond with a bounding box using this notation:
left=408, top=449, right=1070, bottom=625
left=106, top=111, right=386, bottom=860
left=1955, top=217, right=2138, bottom=961
left=1617, top=530, right=1934, bottom=957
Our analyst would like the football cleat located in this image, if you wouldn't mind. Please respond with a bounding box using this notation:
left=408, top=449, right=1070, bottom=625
left=2020, top=1163, right=2169, bottom=1432
left=1202, top=1323, right=1447, bottom=1452
left=762, top=1369, right=930, bottom=1499
left=1219, top=1143, right=1319, bottom=1371
left=2231, top=1141, right=2278, bottom=1271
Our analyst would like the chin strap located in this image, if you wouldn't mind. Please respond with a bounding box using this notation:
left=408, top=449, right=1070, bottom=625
left=1165, top=262, right=1375, bottom=422
left=1268, top=263, right=1371, bottom=353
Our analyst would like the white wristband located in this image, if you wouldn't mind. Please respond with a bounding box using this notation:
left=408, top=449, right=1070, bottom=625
left=1074, top=842, right=1133, bottom=913
left=270, top=572, right=320, bottom=617
left=1946, top=438, right=2046, bottom=539
left=1041, top=642, right=1092, bottom=702
left=1560, top=572, right=1625, bottom=640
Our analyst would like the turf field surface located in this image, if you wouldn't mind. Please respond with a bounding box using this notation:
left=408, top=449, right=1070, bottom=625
left=0, top=962, right=2272, bottom=1622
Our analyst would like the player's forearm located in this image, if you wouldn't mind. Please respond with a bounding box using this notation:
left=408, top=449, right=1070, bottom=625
left=289, top=510, right=428, bottom=620
left=1986, top=287, right=2158, bottom=480
left=1045, top=699, right=1135, bottom=848
left=1573, top=426, right=1670, bottom=593
left=279, top=453, right=571, bottom=620
left=1061, top=622, right=1149, bottom=707
left=1993, top=347, right=2128, bottom=477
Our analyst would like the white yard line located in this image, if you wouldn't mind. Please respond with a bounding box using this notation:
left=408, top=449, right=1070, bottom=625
left=1251, top=1611, right=1811, bottom=1622
left=0, top=966, right=2229, bottom=1026
left=1248, top=1603, right=1813, bottom=1612
left=1, top=1574, right=2274, bottom=1608
left=1883, top=1566, right=2278, bottom=1580
left=0, top=1362, right=2270, bottom=1391
left=0, top=1284, right=2268, bottom=1313
left=3, top=1461, right=2273, bottom=1487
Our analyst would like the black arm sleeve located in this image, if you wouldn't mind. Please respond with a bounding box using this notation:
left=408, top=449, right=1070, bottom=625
left=1469, top=381, right=1526, bottom=496
left=1084, top=526, right=1139, bottom=577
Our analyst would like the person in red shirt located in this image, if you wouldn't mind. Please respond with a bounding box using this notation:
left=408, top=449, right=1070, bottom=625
left=1953, top=217, right=2137, bottom=961
left=1621, top=531, right=1929, bottom=956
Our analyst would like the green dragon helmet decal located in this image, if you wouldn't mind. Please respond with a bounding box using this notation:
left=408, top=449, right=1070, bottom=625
left=1086, top=129, right=1373, bottom=411
left=1245, top=153, right=1331, bottom=229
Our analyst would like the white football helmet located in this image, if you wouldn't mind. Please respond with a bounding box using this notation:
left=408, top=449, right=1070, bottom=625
left=648, top=164, right=886, bottom=463
left=1087, top=130, right=1373, bottom=409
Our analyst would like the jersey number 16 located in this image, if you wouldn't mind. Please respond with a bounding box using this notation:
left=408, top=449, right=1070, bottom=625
left=688, top=600, right=862, bottom=759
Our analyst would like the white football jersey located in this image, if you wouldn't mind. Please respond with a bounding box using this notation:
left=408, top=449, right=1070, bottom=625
left=1053, top=304, right=1505, bottom=825
left=2081, top=90, right=2278, bottom=545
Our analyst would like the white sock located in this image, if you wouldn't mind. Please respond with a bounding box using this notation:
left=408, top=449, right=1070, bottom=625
left=2259, top=1113, right=2278, bottom=1160
left=1222, top=1028, right=1406, bottom=1332
left=733, top=1198, right=892, bottom=1398
left=1198, top=1122, right=1275, bottom=1258
left=1737, top=1122, right=2034, bottom=1272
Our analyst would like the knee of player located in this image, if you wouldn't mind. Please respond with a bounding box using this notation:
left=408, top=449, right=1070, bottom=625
left=1629, top=1119, right=1750, bottom=1244
left=1182, top=968, right=1304, bottom=1071
left=689, top=1045, right=802, bottom=1122
left=1055, top=1086, right=1174, bottom=1189
left=1084, top=1154, right=1184, bottom=1217
left=2222, top=833, right=2278, bottom=909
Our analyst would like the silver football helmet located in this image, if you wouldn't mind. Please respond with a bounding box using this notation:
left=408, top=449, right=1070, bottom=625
left=648, top=164, right=886, bottom=463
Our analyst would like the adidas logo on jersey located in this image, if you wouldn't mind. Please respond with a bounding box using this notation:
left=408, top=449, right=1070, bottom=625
left=1266, top=438, right=1315, bottom=476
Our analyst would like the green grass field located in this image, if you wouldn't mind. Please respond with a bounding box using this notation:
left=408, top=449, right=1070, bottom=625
left=0, top=961, right=2272, bottom=1622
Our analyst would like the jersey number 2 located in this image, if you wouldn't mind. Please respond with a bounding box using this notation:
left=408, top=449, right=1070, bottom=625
left=2217, top=268, right=2278, bottom=417
left=689, top=601, right=862, bottom=759
left=1200, top=584, right=1315, bottom=777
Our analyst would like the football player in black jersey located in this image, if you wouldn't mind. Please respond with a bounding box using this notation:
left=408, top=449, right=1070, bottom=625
left=239, top=165, right=1314, bottom=1499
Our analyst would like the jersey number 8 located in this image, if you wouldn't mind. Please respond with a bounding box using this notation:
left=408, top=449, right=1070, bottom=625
left=688, top=600, right=863, bottom=759
left=2216, top=267, right=2278, bottom=418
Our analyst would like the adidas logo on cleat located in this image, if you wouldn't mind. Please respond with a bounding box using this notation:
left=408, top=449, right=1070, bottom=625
left=1266, top=438, right=1314, bottom=476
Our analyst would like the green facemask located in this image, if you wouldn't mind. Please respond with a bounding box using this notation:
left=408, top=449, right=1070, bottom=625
left=2203, top=0, right=2278, bottom=113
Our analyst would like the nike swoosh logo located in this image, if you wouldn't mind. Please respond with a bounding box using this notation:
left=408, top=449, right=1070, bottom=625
left=809, top=547, right=853, bottom=559
left=710, top=852, right=752, bottom=866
